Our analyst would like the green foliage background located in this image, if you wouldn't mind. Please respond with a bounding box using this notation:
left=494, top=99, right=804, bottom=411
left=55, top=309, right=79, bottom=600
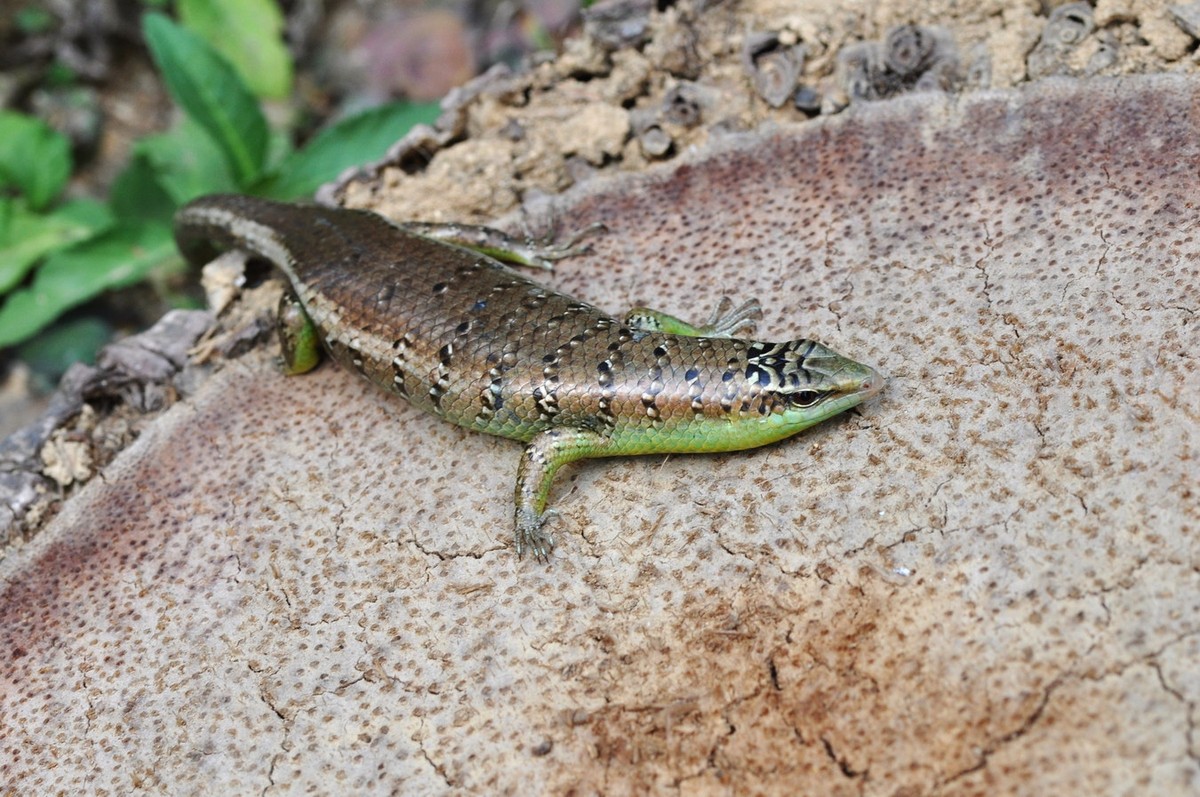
left=0, top=3, right=439, bottom=358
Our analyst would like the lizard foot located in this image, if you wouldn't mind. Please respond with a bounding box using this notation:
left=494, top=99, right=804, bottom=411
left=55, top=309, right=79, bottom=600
left=514, top=508, right=559, bottom=561
left=701, top=296, right=763, bottom=337
left=528, top=222, right=608, bottom=264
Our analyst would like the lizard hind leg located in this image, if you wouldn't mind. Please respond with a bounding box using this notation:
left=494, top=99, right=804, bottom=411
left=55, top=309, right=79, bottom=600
left=622, top=296, right=763, bottom=339
left=277, top=291, right=322, bottom=375
left=396, top=220, right=606, bottom=270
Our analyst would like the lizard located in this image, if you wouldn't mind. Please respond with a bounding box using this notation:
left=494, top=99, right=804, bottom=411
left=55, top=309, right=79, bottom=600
left=174, top=194, right=883, bottom=560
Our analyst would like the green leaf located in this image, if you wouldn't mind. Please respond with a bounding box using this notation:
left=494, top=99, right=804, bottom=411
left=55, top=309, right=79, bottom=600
left=140, top=120, right=239, bottom=202
left=0, top=222, right=177, bottom=348
left=108, top=116, right=247, bottom=230
left=16, top=6, right=56, bottom=34
left=18, top=317, right=113, bottom=381
left=258, top=102, right=442, bottom=200
left=264, top=128, right=294, bottom=174
left=0, top=197, right=12, bottom=241
left=0, top=200, right=113, bottom=294
left=110, top=153, right=177, bottom=226
left=0, top=111, right=72, bottom=210
left=142, top=12, right=269, bottom=187
left=178, top=0, right=293, bottom=99
left=45, top=62, right=79, bottom=88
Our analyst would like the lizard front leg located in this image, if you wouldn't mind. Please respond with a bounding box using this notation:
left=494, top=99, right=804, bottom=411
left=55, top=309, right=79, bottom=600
left=514, top=427, right=611, bottom=560
left=623, top=296, right=763, bottom=338
left=277, top=290, right=321, bottom=375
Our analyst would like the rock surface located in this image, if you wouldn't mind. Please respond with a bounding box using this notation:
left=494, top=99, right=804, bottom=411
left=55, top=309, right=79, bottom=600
left=1, top=75, right=1197, bottom=794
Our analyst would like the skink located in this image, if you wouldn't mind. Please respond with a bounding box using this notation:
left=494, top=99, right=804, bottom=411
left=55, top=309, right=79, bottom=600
left=174, top=195, right=883, bottom=559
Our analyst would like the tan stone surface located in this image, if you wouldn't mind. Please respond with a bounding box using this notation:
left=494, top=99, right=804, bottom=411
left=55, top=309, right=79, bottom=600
left=343, top=0, right=1200, bottom=231
left=2, top=75, right=1197, bottom=794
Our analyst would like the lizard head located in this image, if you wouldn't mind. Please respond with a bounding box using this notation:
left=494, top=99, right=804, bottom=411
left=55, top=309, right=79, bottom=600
left=745, top=339, right=883, bottom=431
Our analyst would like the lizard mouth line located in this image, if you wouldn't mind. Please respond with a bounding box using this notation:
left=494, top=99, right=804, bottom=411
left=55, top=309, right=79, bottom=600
left=857, top=367, right=885, bottom=399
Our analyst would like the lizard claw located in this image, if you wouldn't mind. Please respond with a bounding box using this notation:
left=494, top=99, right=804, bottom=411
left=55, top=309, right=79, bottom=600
left=514, top=508, right=558, bottom=561
left=702, top=297, right=763, bottom=337
left=528, top=222, right=608, bottom=264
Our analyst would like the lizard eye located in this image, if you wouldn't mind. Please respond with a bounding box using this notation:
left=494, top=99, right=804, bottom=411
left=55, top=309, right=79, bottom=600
left=792, top=390, right=826, bottom=408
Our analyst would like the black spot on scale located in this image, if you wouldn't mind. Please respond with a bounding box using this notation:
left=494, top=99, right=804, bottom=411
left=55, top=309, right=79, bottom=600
left=429, top=382, right=446, bottom=409
left=533, top=385, right=560, bottom=419
left=747, top=341, right=783, bottom=360
left=596, top=360, right=613, bottom=388
left=432, top=282, right=448, bottom=294
left=456, top=320, right=471, bottom=335
left=346, top=347, right=371, bottom=376
left=479, top=376, right=505, bottom=411
left=478, top=375, right=505, bottom=419
left=439, top=343, right=454, bottom=366
left=685, top=367, right=699, bottom=382
left=392, top=374, right=409, bottom=398
left=472, top=299, right=487, bottom=311
left=722, top=371, right=734, bottom=382
left=641, top=392, right=660, bottom=419
left=652, top=344, right=668, bottom=358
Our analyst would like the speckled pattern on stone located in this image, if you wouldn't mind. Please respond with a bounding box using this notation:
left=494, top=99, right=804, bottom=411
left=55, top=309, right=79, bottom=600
left=2, top=76, right=1198, bottom=795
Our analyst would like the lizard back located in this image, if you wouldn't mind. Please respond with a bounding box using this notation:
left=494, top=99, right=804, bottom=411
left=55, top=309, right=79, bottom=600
left=175, top=195, right=879, bottom=453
